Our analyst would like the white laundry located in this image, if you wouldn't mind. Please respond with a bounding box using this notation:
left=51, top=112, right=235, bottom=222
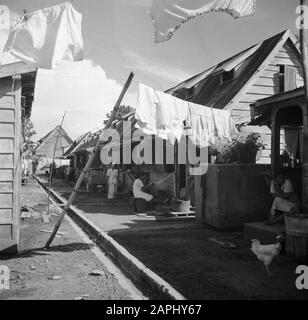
left=0, top=5, right=10, bottom=61
left=187, top=104, right=217, bottom=148
left=155, top=90, right=189, bottom=142
left=4, top=2, right=84, bottom=69
left=149, top=0, right=256, bottom=43
left=187, top=104, right=238, bottom=147
left=136, top=83, right=238, bottom=147
left=135, top=84, right=158, bottom=136
left=211, top=107, right=238, bottom=143
left=53, top=159, right=71, bottom=168
left=135, top=83, right=189, bottom=143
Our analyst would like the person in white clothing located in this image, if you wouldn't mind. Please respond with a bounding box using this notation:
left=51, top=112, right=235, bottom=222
left=133, top=174, right=155, bottom=202
left=106, top=163, right=118, bottom=200
left=266, top=173, right=300, bottom=225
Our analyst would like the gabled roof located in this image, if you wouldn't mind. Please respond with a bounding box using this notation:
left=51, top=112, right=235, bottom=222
left=35, top=125, right=73, bottom=152
left=63, top=131, right=92, bottom=157
left=166, top=29, right=300, bottom=109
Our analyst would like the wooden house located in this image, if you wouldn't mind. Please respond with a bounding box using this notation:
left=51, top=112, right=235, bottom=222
left=35, top=125, right=73, bottom=159
left=0, top=62, right=37, bottom=254
left=245, top=88, right=308, bottom=258
left=166, top=29, right=304, bottom=164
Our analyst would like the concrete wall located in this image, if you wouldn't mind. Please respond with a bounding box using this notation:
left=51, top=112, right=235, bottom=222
left=195, top=164, right=272, bottom=228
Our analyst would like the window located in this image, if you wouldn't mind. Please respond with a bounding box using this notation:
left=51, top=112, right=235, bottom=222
left=220, top=69, right=235, bottom=84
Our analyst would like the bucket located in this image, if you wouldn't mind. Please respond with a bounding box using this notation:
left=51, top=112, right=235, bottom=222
left=171, top=199, right=191, bottom=212
left=285, top=214, right=308, bottom=261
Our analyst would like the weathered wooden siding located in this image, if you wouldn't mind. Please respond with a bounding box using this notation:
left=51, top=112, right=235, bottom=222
left=228, top=40, right=303, bottom=164
left=36, top=132, right=71, bottom=158
left=230, top=41, right=303, bottom=125
left=0, top=76, right=21, bottom=253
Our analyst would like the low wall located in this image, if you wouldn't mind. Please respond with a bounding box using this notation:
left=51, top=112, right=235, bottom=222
left=195, top=164, right=272, bottom=228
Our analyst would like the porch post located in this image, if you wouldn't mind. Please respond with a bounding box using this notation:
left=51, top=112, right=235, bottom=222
left=301, top=103, right=308, bottom=213
left=271, top=108, right=280, bottom=178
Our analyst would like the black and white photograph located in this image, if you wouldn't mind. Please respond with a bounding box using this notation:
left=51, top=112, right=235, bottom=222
left=0, top=0, right=308, bottom=308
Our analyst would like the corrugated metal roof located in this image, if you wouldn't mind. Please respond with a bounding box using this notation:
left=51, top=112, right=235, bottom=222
left=252, top=86, right=304, bottom=106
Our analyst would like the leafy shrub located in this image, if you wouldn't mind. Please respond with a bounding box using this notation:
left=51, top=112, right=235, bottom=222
left=209, top=132, right=265, bottom=164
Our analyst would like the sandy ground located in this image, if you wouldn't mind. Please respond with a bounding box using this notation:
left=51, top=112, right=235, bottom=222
left=42, top=177, right=308, bottom=300
left=0, top=179, right=136, bottom=300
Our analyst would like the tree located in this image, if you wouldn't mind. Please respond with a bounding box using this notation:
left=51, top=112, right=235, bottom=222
left=22, top=118, right=37, bottom=154
left=103, top=105, right=134, bottom=126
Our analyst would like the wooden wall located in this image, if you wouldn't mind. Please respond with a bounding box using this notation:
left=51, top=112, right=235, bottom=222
left=36, top=131, right=71, bottom=158
left=229, top=40, right=304, bottom=164
left=0, top=76, right=21, bottom=253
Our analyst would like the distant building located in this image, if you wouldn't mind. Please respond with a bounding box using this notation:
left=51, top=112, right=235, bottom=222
left=34, top=125, right=73, bottom=159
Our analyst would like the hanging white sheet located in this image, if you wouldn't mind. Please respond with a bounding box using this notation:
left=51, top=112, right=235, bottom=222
left=4, top=2, right=84, bottom=69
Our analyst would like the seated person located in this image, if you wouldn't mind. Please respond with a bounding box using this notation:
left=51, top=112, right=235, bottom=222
left=266, top=173, right=300, bottom=225
left=133, top=173, right=155, bottom=203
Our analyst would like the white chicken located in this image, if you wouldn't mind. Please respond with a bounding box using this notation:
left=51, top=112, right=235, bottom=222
left=251, top=235, right=285, bottom=275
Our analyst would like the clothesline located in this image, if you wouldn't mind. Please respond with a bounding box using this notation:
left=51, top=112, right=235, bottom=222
left=135, top=83, right=238, bottom=148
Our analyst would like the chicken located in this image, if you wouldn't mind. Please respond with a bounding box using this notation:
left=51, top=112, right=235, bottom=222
left=251, top=235, right=285, bottom=275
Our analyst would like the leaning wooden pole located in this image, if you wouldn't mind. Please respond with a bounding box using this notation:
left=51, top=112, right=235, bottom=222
left=46, top=111, right=67, bottom=215
left=45, top=72, right=135, bottom=248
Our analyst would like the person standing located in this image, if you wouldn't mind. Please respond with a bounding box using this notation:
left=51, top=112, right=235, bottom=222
left=106, top=163, right=118, bottom=200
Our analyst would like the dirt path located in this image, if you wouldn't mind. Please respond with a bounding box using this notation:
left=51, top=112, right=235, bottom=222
left=0, top=179, right=141, bottom=300
left=112, top=228, right=308, bottom=300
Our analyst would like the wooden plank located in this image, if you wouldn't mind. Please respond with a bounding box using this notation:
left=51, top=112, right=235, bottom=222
left=0, top=169, right=13, bottom=181
left=0, top=209, right=13, bottom=221
left=0, top=123, right=14, bottom=137
left=0, top=62, right=36, bottom=79
left=0, top=109, right=14, bottom=122
left=0, top=182, right=13, bottom=192
left=254, top=77, right=279, bottom=87
left=0, top=139, right=14, bottom=153
left=0, top=194, right=13, bottom=207
left=0, top=95, right=15, bottom=107
left=0, top=225, right=12, bottom=239
left=0, top=154, right=14, bottom=168
left=249, top=85, right=279, bottom=95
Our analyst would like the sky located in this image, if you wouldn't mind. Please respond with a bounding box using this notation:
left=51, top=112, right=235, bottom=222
left=0, top=0, right=300, bottom=140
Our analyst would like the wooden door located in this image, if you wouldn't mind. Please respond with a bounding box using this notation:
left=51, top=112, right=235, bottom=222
left=0, top=76, right=21, bottom=254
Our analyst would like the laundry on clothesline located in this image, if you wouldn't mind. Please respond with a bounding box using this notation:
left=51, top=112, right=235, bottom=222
left=135, top=83, right=189, bottom=143
left=4, top=1, right=84, bottom=69
left=149, top=0, right=256, bottom=43
left=135, top=83, right=238, bottom=147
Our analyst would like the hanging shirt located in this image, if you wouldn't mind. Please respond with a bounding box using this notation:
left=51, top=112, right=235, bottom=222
left=149, top=0, right=256, bottom=43
left=4, top=2, right=84, bottom=69
left=135, top=83, right=189, bottom=143
left=187, top=105, right=238, bottom=147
